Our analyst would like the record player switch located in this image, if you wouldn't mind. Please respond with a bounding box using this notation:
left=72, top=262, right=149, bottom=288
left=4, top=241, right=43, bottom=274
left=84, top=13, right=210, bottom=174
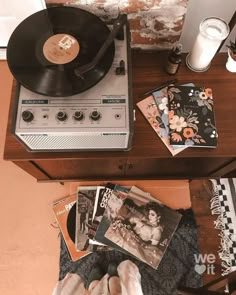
left=22, top=110, right=34, bottom=123
left=57, top=111, right=68, bottom=122
left=90, top=111, right=101, bottom=121
left=73, top=111, right=84, bottom=121
left=116, top=60, right=125, bottom=75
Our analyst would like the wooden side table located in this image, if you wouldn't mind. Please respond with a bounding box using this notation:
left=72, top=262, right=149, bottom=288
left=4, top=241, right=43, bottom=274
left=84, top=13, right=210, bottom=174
left=4, top=52, right=236, bottom=181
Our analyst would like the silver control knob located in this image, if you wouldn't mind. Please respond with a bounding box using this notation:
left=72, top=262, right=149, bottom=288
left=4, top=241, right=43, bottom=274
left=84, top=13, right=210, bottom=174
left=57, top=111, right=68, bottom=121
left=90, top=110, right=101, bottom=121
left=22, top=110, right=34, bottom=122
left=73, top=111, right=84, bottom=121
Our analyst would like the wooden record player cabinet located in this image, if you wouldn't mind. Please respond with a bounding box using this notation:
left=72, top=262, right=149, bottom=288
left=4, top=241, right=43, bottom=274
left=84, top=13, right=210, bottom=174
left=3, top=51, right=236, bottom=182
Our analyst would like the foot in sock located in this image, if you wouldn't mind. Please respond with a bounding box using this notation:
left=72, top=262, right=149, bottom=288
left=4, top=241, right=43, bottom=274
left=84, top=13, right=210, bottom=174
left=85, top=263, right=105, bottom=290
left=107, top=262, right=118, bottom=278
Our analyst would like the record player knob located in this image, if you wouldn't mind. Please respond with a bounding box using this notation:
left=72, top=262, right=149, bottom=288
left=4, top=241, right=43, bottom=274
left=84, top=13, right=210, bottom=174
left=90, top=110, right=101, bottom=121
left=22, top=110, right=34, bottom=122
left=73, top=111, right=84, bottom=121
left=57, top=111, right=68, bottom=122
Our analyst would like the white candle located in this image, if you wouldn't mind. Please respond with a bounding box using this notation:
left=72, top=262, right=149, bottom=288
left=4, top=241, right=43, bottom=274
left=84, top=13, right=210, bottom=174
left=187, top=17, right=229, bottom=72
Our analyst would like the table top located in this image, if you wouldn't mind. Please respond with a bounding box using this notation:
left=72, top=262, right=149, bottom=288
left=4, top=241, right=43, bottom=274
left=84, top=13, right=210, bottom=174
left=4, top=51, right=236, bottom=161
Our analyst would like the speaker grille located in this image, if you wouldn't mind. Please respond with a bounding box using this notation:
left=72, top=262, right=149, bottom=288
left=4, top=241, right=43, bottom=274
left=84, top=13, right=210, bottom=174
left=19, top=134, right=128, bottom=150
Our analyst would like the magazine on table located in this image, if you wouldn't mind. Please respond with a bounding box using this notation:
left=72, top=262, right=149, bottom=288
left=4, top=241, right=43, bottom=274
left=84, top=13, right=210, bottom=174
left=137, top=94, right=186, bottom=156
left=167, top=85, right=218, bottom=148
left=153, top=82, right=194, bottom=138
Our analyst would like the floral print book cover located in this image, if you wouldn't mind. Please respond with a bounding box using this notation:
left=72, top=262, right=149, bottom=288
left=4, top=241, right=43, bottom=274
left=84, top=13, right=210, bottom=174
left=167, top=85, right=218, bottom=148
left=136, top=94, right=186, bottom=156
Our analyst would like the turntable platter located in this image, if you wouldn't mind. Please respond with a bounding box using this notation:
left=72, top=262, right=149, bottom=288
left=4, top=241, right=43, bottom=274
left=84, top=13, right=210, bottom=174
left=7, top=6, right=115, bottom=97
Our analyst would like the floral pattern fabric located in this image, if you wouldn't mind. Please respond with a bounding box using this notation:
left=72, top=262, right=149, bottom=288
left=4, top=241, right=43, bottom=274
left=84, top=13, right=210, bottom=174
left=168, top=86, right=218, bottom=148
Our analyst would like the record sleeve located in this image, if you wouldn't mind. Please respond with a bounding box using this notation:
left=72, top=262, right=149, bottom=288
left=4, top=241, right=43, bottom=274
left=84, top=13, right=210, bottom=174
left=52, top=194, right=89, bottom=261
left=94, top=185, right=129, bottom=248
left=75, top=186, right=97, bottom=251
left=104, top=195, right=182, bottom=269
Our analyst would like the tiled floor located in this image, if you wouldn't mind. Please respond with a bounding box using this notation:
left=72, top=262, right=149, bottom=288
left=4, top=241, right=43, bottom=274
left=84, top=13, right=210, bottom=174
left=0, top=61, right=191, bottom=295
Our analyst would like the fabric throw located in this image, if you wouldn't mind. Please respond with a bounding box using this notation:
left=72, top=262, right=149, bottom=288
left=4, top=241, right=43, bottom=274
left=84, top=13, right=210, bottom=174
left=210, top=178, right=236, bottom=275
left=57, top=209, right=202, bottom=295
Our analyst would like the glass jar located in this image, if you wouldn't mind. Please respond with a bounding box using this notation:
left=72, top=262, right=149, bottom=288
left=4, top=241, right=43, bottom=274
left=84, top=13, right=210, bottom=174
left=165, top=44, right=183, bottom=75
left=186, top=17, right=229, bottom=72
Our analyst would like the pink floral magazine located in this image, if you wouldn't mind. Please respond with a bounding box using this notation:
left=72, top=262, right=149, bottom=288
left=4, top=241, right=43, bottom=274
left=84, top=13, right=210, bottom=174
left=137, top=95, right=187, bottom=156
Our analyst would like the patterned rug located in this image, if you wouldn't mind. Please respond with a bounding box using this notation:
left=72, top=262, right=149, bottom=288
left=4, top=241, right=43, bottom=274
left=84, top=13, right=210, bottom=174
left=58, top=209, right=202, bottom=295
left=210, top=178, right=236, bottom=275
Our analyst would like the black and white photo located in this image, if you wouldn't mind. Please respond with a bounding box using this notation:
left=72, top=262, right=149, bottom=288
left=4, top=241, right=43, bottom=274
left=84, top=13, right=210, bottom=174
left=104, top=197, right=182, bottom=269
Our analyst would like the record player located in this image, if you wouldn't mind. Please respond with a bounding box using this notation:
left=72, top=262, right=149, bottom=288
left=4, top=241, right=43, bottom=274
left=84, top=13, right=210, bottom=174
left=7, top=7, right=133, bottom=151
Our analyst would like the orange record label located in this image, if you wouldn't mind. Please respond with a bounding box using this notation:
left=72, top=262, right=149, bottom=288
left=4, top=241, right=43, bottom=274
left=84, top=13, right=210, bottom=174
left=43, top=34, right=80, bottom=64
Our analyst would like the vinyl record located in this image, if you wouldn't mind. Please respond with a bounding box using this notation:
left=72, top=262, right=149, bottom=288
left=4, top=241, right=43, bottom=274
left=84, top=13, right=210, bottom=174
left=7, top=7, right=115, bottom=97
left=67, top=202, right=76, bottom=243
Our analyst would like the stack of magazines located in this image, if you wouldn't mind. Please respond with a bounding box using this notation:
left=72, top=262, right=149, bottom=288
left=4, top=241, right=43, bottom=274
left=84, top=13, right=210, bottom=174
left=137, top=82, right=218, bottom=156
left=52, top=183, right=182, bottom=269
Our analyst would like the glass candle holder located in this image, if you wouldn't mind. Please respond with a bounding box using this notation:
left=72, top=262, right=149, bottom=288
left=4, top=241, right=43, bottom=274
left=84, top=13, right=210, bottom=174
left=186, top=17, right=229, bottom=72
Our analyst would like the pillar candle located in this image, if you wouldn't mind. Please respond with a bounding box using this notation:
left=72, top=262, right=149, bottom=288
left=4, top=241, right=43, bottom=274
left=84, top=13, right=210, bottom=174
left=186, top=17, right=229, bottom=72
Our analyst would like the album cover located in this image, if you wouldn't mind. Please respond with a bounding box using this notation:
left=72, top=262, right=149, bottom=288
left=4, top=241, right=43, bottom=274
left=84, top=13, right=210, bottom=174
left=128, top=185, right=158, bottom=203
left=86, top=186, right=112, bottom=250
left=168, top=85, right=218, bottom=148
left=87, top=186, right=106, bottom=240
left=94, top=184, right=129, bottom=247
left=75, top=186, right=97, bottom=251
left=91, top=183, right=129, bottom=236
left=94, top=185, right=159, bottom=256
left=104, top=196, right=182, bottom=269
left=96, top=184, right=154, bottom=255
left=136, top=95, right=186, bottom=156
left=52, top=194, right=89, bottom=261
